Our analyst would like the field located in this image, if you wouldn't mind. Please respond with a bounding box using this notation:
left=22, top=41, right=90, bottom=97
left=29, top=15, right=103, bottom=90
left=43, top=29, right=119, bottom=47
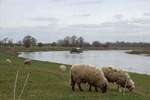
left=0, top=51, right=150, bottom=100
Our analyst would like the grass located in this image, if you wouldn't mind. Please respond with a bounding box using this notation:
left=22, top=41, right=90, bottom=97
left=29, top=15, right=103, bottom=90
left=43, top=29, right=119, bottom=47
left=0, top=51, right=150, bottom=100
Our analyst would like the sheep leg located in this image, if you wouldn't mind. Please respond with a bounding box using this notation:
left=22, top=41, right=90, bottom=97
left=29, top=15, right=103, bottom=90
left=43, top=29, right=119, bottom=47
left=77, top=83, right=83, bottom=91
left=89, top=84, right=92, bottom=91
left=117, top=85, right=120, bottom=91
left=71, top=81, right=76, bottom=91
left=118, top=85, right=122, bottom=93
left=95, top=87, right=98, bottom=92
left=71, top=75, right=76, bottom=91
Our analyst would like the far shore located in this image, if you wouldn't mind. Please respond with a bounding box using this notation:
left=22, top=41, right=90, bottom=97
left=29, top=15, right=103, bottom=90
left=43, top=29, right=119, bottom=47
left=126, top=50, right=150, bottom=56
left=1, top=46, right=150, bottom=52
left=1, top=46, right=150, bottom=57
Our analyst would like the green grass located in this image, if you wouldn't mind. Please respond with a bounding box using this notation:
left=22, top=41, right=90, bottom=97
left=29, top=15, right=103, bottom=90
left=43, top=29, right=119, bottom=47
left=0, top=52, right=150, bottom=100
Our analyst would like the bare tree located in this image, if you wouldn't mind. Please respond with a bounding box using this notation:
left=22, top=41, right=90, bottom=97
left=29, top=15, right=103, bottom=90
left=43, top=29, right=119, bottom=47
left=38, top=42, right=43, bottom=47
left=71, top=35, right=77, bottom=47
left=64, top=36, right=71, bottom=46
left=23, top=35, right=37, bottom=48
left=92, top=41, right=101, bottom=47
left=77, top=36, right=84, bottom=47
left=8, top=39, right=13, bottom=47
left=16, top=40, right=22, bottom=46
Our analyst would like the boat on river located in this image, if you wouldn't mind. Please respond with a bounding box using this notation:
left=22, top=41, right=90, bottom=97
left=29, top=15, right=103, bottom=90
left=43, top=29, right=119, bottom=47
left=70, top=48, right=83, bottom=53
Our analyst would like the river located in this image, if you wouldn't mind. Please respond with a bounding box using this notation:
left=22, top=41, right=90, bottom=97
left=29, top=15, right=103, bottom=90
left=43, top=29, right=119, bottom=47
left=19, top=50, right=150, bottom=75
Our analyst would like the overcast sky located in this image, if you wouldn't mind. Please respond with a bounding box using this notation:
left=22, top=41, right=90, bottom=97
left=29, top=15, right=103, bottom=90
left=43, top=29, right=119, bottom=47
left=0, top=0, right=150, bottom=43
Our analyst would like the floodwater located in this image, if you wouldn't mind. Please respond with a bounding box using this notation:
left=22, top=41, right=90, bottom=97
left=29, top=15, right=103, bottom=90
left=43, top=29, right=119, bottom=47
left=19, top=50, right=150, bottom=75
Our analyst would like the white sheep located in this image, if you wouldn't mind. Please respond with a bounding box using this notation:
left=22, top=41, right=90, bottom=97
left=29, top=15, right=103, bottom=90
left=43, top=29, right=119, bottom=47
left=102, top=67, right=135, bottom=92
left=59, top=65, right=67, bottom=72
left=70, top=64, right=108, bottom=93
left=6, top=59, right=12, bottom=63
left=24, top=59, right=32, bottom=65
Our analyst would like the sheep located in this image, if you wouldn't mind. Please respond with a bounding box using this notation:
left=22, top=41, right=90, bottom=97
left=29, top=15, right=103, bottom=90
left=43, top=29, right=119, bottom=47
left=102, top=67, right=135, bottom=92
left=59, top=65, right=67, bottom=72
left=24, top=59, right=32, bottom=65
left=6, top=59, right=12, bottom=63
left=70, top=64, right=108, bottom=93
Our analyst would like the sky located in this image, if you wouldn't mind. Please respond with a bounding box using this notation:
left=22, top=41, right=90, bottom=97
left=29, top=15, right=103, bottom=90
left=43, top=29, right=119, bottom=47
left=0, top=0, right=150, bottom=43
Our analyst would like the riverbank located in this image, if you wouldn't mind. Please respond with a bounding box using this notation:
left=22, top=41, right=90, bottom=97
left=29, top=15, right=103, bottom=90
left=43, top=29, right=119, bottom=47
left=126, top=50, right=150, bottom=56
left=0, top=50, right=150, bottom=100
left=1, top=46, right=150, bottom=53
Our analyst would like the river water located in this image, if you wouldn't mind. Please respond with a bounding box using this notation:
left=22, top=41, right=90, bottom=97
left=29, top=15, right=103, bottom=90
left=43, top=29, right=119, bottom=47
left=19, top=50, right=150, bottom=75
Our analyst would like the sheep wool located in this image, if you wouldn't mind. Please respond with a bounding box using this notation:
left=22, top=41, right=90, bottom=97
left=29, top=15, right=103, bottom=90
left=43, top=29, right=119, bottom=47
left=70, top=64, right=108, bottom=93
left=6, top=59, right=12, bottom=63
left=24, top=59, right=32, bottom=65
left=59, top=65, right=67, bottom=72
left=102, top=67, right=135, bottom=91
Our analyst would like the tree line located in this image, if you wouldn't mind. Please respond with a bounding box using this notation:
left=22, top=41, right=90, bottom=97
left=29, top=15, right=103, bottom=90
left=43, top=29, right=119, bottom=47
left=0, top=35, right=150, bottom=48
left=0, top=35, right=37, bottom=48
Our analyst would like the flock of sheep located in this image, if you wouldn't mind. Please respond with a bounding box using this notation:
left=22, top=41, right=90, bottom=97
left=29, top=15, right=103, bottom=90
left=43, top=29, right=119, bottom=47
left=70, top=64, right=135, bottom=93
left=6, top=58, right=135, bottom=94
left=60, top=64, right=135, bottom=94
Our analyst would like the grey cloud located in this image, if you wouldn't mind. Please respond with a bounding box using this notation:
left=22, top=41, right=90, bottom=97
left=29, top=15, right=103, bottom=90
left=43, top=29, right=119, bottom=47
left=76, top=14, right=91, bottom=17
left=70, top=0, right=102, bottom=5
left=48, top=0, right=102, bottom=5
left=31, top=17, right=59, bottom=22
left=31, top=17, right=60, bottom=26
left=1, top=16, right=150, bottom=36
left=0, top=25, right=58, bottom=34
left=143, top=12, right=150, bottom=16
left=132, top=18, right=150, bottom=24
left=101, top=19, right=150, bottom=34
left=65, top=17, right=150, bottom=35
left=68, top=24, right=100, bottom=29
left=112, top=14, right=125, bottom=20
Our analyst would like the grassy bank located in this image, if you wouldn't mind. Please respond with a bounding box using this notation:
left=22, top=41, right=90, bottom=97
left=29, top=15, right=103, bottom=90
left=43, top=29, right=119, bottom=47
left=126, top=50, right=150, bottom=56
left=0, top=51, right=150, bottom=100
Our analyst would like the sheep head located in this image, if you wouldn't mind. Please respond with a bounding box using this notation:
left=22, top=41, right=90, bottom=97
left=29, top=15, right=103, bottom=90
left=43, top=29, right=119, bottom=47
left=126, top=79, right=135, bottom=91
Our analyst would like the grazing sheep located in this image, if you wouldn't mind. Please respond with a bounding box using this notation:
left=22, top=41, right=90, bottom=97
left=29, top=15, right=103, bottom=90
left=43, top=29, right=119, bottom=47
left=24, top=59, right=32, bottom=65
left=6, top=59, right=12, bottom=63
left=70, top=64, right=108, bottom=93
left=59, top=65, right=67, bottom=72
left=102, top=67, right=135, bottom=91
